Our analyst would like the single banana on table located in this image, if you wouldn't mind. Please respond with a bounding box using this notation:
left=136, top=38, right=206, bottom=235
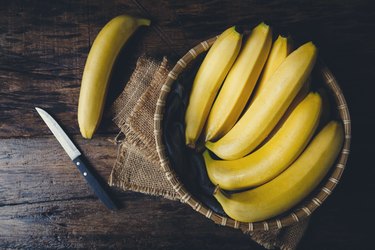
left=213, top=121, right=344, bottom=222
left=185, top=26, right=243, bottom=148
left=78, top=15, right=150, bottom=139
left=204, top=92, right=322, bottom=190
left=204, top=23, right=272, bottom=141
left=206, top=42, right=318, bottom=160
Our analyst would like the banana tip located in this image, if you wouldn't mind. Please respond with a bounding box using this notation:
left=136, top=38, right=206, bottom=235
left=81, top=134, right=93, bottom=140
left=205, top=141, right=214, bottom=151
left=186, top=141, right=196, bottom=149
left=306, top=41, right=317, bottom=49
left=139, top=18, right=151, bottom=26
left=80, top=128, right=93, bottom=139
left=213, top=185, right=220, bottom=195
left=204, top=134, right=212, bottom=142
left=259, top=22, right=270, bottom=28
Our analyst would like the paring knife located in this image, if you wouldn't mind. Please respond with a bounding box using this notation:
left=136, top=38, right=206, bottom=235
left=35, top=107, right=119, bottom=210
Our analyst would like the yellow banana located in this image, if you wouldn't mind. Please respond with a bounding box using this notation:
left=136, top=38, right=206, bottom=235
left=251, top=35, right=292, bottom=103
left=206, top=42, right=317, bottom=160
left=204, top=23, right=272, bottom=141
left=204, top=92, right=322, bottom=190
left=185, top=27, right=243, bottom=147
left=78, top=15, right=150, bottom=139
left=257, top=77, right=311, bottom=148
left=213, top=121, right=344, bottom=222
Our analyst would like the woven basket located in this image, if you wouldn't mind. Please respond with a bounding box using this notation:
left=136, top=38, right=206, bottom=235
left=154, top=36, right=351, bottom=231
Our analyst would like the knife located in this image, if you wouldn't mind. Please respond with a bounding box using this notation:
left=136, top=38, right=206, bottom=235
left=35, top=107, right=119, bottom=210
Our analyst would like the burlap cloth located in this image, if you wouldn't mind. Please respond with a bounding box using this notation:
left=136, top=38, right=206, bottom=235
left=108, top=56, right=310, bottom=250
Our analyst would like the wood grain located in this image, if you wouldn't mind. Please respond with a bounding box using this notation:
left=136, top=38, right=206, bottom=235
left=0, top=197, right=264, bottom=249
left=0, top=0, right=374, bottom=249
left=0, top=135, right=116, bottom=205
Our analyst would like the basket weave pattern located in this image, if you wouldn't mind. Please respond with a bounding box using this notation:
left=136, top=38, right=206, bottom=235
left=153, top=36, right=351, bottom=231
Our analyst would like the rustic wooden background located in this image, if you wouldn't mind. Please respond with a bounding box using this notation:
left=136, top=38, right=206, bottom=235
left=1, top=0, right=374, bottom=249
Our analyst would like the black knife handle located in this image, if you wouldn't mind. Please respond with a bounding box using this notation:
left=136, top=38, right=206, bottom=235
left=73, top=156, right=119, bottom=210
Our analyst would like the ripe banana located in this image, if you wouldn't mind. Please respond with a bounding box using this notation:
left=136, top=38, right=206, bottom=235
left=204, top=23, right=272, bottom=141
left=185, top=26, right=242, bottom=147
left=206, top=42, right=317, bottom=160
left=213, top=121, right=344, bottom=222
left=250, top=35, right=292, bottom=105
left=204, top=92, right=322, bottom=190
left=258, top=77, right=311, bottom=148
left=78, top=15, right=150, bottom=139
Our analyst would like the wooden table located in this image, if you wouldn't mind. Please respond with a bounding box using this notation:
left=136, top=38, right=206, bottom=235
left=1, top=1, right=374, bottom=249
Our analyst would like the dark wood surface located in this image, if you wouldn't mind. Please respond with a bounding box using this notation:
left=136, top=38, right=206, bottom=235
left=1, top=0, right=374, bottom=249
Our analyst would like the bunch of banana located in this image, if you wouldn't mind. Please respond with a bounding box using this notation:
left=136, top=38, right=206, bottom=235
left=78, top=15, right=150, bottom=139
left=204, top=92, right=322, bottom=190
left=204, top=23, right=272, bottom=141
left=213, top=121, right=344, bottom=222
left=184, top=23, right=344, bottom=222
left=206, top=42, right=317, bottom=159
left=185, top=26, right=242, bottom=147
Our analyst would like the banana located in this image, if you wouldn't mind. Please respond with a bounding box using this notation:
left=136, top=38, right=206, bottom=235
left=249, top=35, right=292, bottom=105
left=204, top=92, right=322, bottom=190
left=204, top=23, right=272, bottom=141
left=257, top=77, right=311, bottom=148
left=206, top=42, right=317, bottom=160
left=185, top=26, right=242, bottom=147
left=78, top=15, right=150, bottom=139
left=213, top=121, right=344, bottom=222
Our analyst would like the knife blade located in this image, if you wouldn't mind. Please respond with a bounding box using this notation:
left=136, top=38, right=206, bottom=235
left=35, top=107, right=119, bottom=210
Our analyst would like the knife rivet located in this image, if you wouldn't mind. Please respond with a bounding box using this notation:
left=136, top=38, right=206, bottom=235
left=76, top=162, right=80, bottom=166
left=83, top=172, right=87, bottom=176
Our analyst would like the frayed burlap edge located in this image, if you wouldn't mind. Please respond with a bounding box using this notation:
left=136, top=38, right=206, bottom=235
left=109, top=56, right=179, bottom=201
left=109, top=140, right=179, bottom=201
left=122, top=57, right=169, bottom=165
